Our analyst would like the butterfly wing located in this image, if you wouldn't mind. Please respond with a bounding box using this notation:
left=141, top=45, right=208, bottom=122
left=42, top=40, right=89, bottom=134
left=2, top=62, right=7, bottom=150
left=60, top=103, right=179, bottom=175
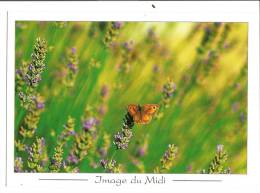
left=141, top=104, right=160, bottom=124
left=143, top=104, right=160, bottom=115
left=128, top=104, right=142, bottom=124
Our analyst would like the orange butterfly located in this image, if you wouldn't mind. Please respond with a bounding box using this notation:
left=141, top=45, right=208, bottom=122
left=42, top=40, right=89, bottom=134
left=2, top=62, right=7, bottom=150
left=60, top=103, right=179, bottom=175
left=127, top=104, right=160, bottom=124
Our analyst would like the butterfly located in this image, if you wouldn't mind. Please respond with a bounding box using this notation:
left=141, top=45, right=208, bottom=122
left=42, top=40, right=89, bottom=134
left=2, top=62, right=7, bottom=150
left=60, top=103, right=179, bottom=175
left=127, top=104, right=160, bottom=124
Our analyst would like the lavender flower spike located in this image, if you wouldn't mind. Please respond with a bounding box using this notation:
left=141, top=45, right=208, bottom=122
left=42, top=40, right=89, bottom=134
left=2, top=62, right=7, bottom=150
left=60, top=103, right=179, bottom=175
left=113, top=112, right=134, bottom=150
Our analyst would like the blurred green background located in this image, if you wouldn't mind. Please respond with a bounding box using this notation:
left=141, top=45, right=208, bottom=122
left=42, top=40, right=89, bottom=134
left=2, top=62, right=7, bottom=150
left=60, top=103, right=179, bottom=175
left=15, top=21, right=247, bottom=173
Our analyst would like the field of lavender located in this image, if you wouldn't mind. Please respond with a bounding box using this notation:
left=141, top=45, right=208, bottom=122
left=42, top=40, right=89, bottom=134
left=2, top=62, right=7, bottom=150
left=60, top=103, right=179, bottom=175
left=15, top=21, right=247, bottom=174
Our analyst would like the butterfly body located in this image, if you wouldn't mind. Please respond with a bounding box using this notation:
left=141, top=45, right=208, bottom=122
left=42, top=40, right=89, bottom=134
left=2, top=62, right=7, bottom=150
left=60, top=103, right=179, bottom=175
left=128, top=104, right=159, bottom=124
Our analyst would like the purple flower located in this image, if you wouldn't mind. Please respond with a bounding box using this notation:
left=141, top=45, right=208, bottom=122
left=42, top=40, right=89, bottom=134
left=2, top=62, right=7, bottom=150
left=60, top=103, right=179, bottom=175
left=50, top=159, right=57, bottom=165
left=67, top=63, right=78, bottom=73
left=137, top=148, right=146, bottom=157
left=113, top=129, right=133, bottom=150
left=71, top=47, right=77, bottom=54
left=100, top=85, right=109, bottom=98
left=67, top=153, right=79, bottom=164
left=100, top=159, right=107, bottom=168
left=31, top=76, right=41, bottom=85
left=16, top=69, right=23, bottom=76
left=14, top=157, right=23, bottom=172
left=14, top=166, right=20, bottom=172
left=68, top=130, right=76, bottom=135
left=28, top=64, right=34, bottom=71
left=82, top=117, right=98, bottom=131
left=114, top=132, right=123, bottom=142
left=163, top=150, right=171, bottom=160
left=163, top=82, right=176, bottom=98
left=112, top=21, right=123, bottom=29
left=36, top=101, right=45, bottom=109
left=123, top=40, right=134, bottom=51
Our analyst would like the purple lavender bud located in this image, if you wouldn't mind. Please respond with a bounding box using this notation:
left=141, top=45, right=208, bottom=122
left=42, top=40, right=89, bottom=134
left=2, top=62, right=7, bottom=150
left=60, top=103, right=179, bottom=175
left=112, top=21, right=123, bottom=29
left=28, top=64, right=34, bottom=71
left=36, top=101, right=45, bottom=109
left=71, top=47, right=77, bottom=54
left=14, top=157, right=23, bottom=172
left=123, top=40, right=134, bottom=51
left=137, top=148, right=146, bottom=157
left=16, top=69, right=22, bottom=76
left=51, top=159, right=57, bottom=165
left=100, top=85, right=109, bottom=98
left=68, top=130, right=76, bottom=136
left=100, top=159, right=107, bottom=168
left=23, top=74, right=29, bottom=82
left=32, top=76, right=41, bottom=85
left=114, top=132, right=123, bottom=142
left=67, top=63, right=78, bottom=73
left=67, top=153, right=79, bottom=164
left=172, top=83, right=177, bottom=90
left=14, top=166, right=19, bottom=172
left=163, top=151, right=170, bottom=160
left=82, top=117, right=98, bottom=131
